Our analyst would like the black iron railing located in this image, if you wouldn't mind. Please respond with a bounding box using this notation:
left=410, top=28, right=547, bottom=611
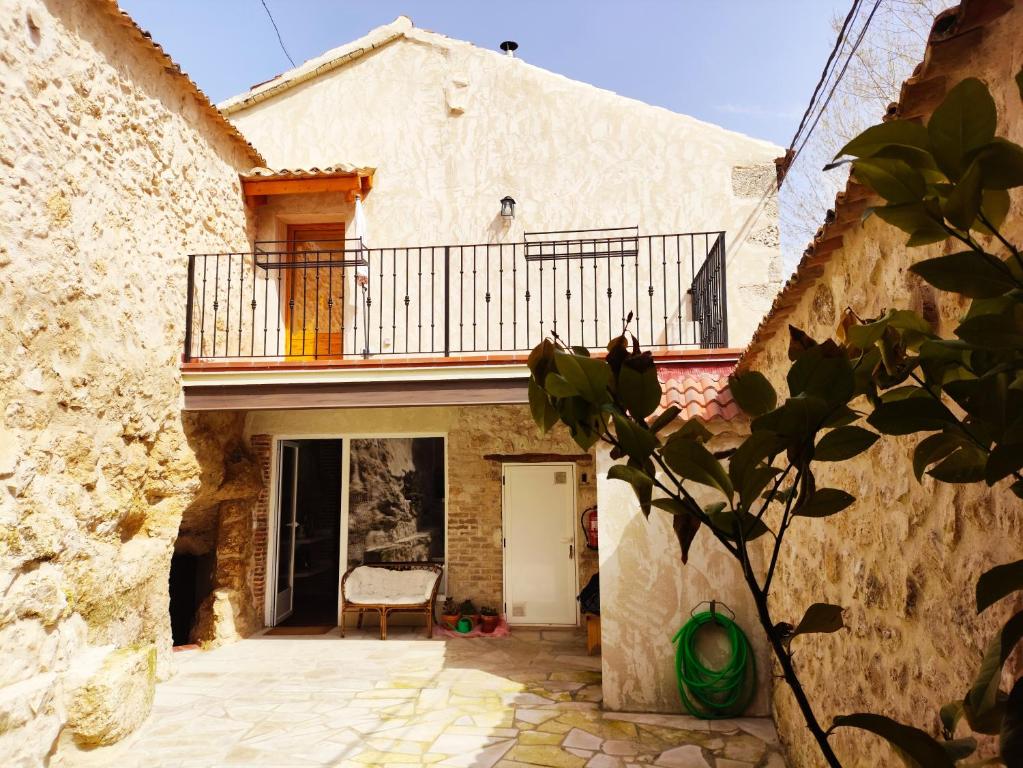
left=182, top=229, right=727, bottom=362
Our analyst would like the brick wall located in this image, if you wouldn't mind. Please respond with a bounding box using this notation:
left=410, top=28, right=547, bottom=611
left=445, top=405, right=598, bottom=611
left=241, top=406, right=598, bottom=623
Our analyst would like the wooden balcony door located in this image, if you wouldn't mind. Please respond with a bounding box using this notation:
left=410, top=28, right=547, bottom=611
left=285, top=223, right=346, bottom=360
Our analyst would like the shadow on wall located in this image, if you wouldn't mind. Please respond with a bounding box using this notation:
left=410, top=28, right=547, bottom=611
left=597, top=448, right=773, bottom=718
left=174, top=412, right=264, bottom=647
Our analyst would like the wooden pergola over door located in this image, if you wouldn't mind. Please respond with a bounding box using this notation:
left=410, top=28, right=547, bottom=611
left=285, top=223, right=346, bottom=360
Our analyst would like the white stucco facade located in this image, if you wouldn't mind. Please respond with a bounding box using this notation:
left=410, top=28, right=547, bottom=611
left=222, top=17, right=783, bottom=349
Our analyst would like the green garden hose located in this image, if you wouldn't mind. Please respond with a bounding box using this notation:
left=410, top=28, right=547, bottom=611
left=672, top=609, right=756, bottom=719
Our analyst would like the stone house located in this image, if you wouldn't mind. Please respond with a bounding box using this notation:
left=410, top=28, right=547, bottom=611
left=2, top=3, right=782, bottom=764
left=736, top=0, right=1023, bottom=764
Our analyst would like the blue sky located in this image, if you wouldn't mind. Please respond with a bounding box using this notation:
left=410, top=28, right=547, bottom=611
left=120, top=0, right=850, bottom=147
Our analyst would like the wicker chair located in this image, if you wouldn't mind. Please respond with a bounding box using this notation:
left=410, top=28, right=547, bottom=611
left=339, top=561, right=443, bottom=640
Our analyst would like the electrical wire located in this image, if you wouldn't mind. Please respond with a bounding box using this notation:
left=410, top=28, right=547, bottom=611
left=787, top=0, right=865, bottom=152
left=792, top=0, right=884, bottom=161
left=260, top=0, right=296, bottom=68
left=778, top=0, right=884, bottom=186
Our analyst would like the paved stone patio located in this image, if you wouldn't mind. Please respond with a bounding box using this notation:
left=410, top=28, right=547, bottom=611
left=63, top=627, right=785, bottom=767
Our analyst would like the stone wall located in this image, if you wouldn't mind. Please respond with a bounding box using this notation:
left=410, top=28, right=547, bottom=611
left=739, top=3, right=1023, bottom=765
left=225, top=19, right=783, bottom=347
left=241, top=405, right=596, bottom=622
left=0, top=0, right=260, bottom=763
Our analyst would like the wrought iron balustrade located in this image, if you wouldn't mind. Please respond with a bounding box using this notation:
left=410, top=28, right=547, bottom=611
left=182, top=229, right=727, bottom=362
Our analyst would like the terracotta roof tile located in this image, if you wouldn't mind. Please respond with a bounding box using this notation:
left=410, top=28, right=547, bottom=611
left=739, top=0, right=1014, bottom=371
left=657, top=363, right=741, bottom=423
left=97, top=1, right=264, bottom=166
left=241, top=164, right=376, bottom=181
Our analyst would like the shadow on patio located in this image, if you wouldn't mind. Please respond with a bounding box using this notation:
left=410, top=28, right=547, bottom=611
left=58, top=628, right=784, bottom=767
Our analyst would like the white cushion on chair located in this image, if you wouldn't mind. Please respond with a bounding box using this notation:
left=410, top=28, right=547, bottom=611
left=344, top=566, right=439, bottom=605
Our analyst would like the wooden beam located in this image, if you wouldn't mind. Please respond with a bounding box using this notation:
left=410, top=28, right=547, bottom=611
left=482, top=453, right=592, bottom=464
left=182, top=378, right=530, bottom=411
left=242, top=176, right=364, bottom=197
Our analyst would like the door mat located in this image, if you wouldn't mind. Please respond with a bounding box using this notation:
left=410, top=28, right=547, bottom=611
left=264, top=625, right=336, bottom=636
left=432, top=618, right=510, bottom=639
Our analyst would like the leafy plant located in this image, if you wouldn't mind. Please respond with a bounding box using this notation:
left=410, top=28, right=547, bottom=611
left=459, top=599, right=477, bottom=616
left=480, top=605, right=498, bottom=617
left=441, top=596, right=457, bottom=615
left=526, top=72, right=1023, bottom=767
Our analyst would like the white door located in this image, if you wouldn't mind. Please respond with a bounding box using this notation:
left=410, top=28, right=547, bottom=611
left=274, top=441, right=300, bottom=624
left=503, top=463, right=577, bottom=625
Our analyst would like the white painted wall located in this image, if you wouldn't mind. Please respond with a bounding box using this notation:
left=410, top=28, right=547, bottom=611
left=225, top=24, right=782, bottom=348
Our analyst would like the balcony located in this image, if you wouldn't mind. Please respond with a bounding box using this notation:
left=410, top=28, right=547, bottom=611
left=182, top=228, right=728, bottom=369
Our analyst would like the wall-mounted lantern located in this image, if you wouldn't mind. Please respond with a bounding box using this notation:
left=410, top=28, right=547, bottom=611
left=500, top=196, right=516, bottom=219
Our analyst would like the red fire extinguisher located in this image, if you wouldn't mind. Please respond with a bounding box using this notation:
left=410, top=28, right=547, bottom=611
left=581, top=506, right=598, bottom=550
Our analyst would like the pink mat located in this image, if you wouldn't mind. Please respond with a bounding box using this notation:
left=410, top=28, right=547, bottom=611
left=433, top=618, right=511, bottom=638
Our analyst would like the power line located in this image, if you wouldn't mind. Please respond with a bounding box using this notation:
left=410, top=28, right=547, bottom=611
left=787, top=0, right=864, bottom=153
left=777, top=0, right=883, bottom=186
left=260, top=0, right=296, bottom=68
left=792, top=0, right=883, bottom=161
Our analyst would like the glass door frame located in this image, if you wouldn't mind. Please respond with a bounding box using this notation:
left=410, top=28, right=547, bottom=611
left=272, top=441, right=300, bottom=624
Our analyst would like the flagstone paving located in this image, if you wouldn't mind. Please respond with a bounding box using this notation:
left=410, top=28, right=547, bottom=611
left=61, top=626, right=785, bottom=767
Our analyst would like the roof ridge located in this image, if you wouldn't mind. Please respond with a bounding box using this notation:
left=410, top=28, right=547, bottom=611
left=218, top=16, right=412, bottom=115
left=217, top=14, right=779, bottom=149
left=97, top=0, right=264, bottom=165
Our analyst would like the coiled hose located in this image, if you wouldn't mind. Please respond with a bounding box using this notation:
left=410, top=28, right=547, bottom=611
left=672, top=609, right=756, bottom=719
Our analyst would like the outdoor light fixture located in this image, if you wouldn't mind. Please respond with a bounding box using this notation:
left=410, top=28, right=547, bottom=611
left=500, top=196, right=516, bottom=218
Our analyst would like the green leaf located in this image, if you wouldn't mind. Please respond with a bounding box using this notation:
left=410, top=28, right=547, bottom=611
left=834, top=119, right=931, bottom=160
left=752, top=396, right=831, bottom=445
left=543, top=372, right=578, bottom=398
left=965, top=610, right=1023, bottom=734
left=985, top=443, right=1023, bottom=485
left=940, top=700, right=964, bottom=740
left=912, top=432, right=964, bottom=481
left=852, top=157, right=926, bottom=204
left=612, top=413, right=657, bottom=460
left=528, top=379, right=559, bottom=433
left=941, top=161, right=983, bottom=229
left=831, top=713, right=955, bottom=768
left=792, top=603, right=845, bottom=638
left=672, top=418, right=713, bottom=443
left=867, top=398, right=952, bottom=435
left=814, top=426, right=879, bottom=461
left=661, top=438, right=733, bottom=498
left=957, top=303, right=1023, bottom=350
left=728, top=371, right=777, bottom=417
left=870, top=201, right=949, bottom=245
left=728, top=431, right=785, bottom=509
left=607, top=464, right=653, bottom=517
left=672, top=508, right=702, bottom=564
left=787, top=345, right=855, bottom=405
left=975, top=189, right=1011, bottom=235
left=966, top=138, right=1023, bottom=190
left=977, top=559, right=1023, bottom=613
left=648, top=406, right=681, bottom=434
left=651, top=498, right=706, bottom=565
left=794, top=487, right=855, bottom=518
left=928, top=77, right=997, bottom=180
left=618, top=363, right=663, bottom=419
left=909, top=252, right=1017, bottom=299
left=1001, top=677, right=1023, bottom=766
left=940, top=737, right=977, bottom=762
left=707, top=508, right=771, bottom=541
left=928, top=445, right=987, bottom=484
left=554, top=351, right=611, bottom=405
